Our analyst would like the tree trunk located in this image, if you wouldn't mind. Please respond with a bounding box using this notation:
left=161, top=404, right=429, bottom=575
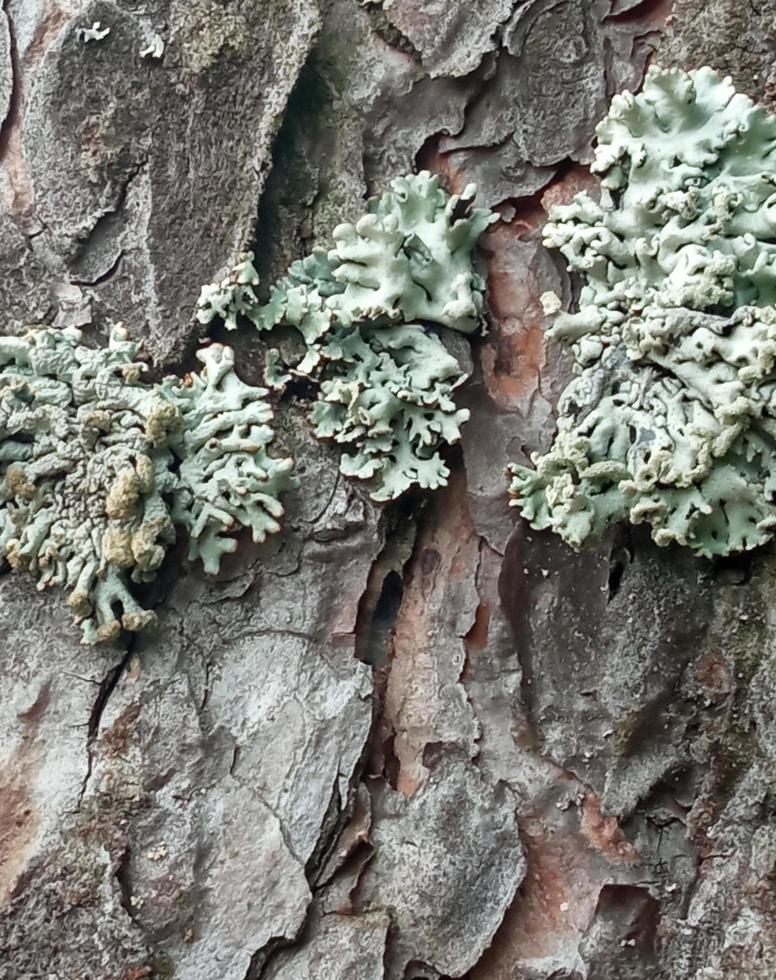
left=2, top=1, right=776, bottom=978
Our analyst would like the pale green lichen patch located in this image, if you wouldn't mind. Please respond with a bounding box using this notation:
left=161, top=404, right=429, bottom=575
left=0, top=326, right=295, bottom=643
left=197, top=171, right=495, bottom=500
left=163, top=343, right=296, bottom=574
left=308, top=323, right=470, bottom=501
left=509, top=66, right=776, bottom=557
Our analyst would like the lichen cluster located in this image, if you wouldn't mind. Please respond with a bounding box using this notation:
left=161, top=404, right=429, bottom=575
left=163, top=344, right=296, bottom=571
left=0, top=326, right=294, bottom=643
left=509, top=66, right=776, bottom=557
left=198, top=171, right=495, bottom=500
left=0, top=172, right=493, bottom=642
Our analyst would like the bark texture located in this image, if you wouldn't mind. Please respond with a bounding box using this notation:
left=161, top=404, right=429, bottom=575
left=2, top=1, right=776, bottom=978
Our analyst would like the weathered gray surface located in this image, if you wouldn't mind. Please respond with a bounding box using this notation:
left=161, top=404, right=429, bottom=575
left=4, top=0, right=319, bottom=358
left=3, top=1, right=776, bottom=978
left=266, top=908, right=390, bottom=980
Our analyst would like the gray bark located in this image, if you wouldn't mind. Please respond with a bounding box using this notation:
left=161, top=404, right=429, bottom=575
left=2, top=1, right=776, bottom=978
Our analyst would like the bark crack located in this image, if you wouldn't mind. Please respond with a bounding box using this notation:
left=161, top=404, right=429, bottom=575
left=76, top=639, right=136, bottom=810
left=0, top=3, right=19, bottom=162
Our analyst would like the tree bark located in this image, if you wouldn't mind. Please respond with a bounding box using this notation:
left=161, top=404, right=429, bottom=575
left=2, top=1, right=776, bottom=978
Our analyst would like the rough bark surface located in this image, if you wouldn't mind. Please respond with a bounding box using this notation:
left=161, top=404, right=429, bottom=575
left=2, top=1, right=776, bottom=979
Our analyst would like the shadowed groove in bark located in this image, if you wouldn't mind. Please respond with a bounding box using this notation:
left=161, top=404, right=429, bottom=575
left=77, top=641, right=137, bottom=811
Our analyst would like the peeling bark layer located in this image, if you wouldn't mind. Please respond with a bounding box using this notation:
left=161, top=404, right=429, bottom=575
left=3, top=1, right=776, bottom=979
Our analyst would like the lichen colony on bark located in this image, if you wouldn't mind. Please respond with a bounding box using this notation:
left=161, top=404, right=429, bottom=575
left=510, top=66, right=776, bottom=558
left=0, top=171, right=495, bottom=644
left=197, top=171, right=496, bottom=500
left=0, top=327, right=295, bottom=643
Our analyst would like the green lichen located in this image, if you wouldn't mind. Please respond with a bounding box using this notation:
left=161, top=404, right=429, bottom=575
left=197, top=171, right=495, bottom=500
left=0, top=326, right=295, bottom=643
left=307, top=322, right=470, bottom=501
left=508, top=66, right=776, bottom=557
left=163, top=343, right=296, bottom=573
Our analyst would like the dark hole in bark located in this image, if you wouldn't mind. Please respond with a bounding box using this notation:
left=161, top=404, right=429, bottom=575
left=607, top=527, right=635, bottom=602
left=358, top=569, right=405, bottom=668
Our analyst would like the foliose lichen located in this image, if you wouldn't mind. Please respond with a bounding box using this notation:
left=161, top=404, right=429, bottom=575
left=197, top=171, right=496, bottom=500
left=508, top=66, right=776, bottom=557
left=0, top=326, right=295, bottom=643
left=78, top=21, right=110, bottom=43
left=140, top=34, right=165, bottom=60
left=162, top=343, right=296, bottom=572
